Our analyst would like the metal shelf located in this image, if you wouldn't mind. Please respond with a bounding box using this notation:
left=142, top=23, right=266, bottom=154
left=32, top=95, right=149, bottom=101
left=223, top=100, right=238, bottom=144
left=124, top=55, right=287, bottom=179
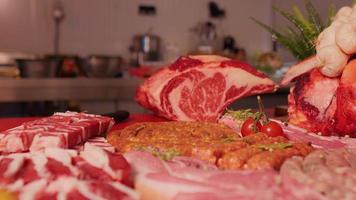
left=0, top=78, right=141, bottom=102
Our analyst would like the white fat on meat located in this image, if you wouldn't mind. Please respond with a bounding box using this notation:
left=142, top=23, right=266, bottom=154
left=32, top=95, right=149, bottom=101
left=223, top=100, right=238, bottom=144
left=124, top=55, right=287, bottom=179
left=19, top=179, right=47, bottom=200
left=4, top=179, right=24, bottom=192
left=135, top=172, right=233, bottom=200
left=80, top=143, right=122, bottom=180
left=30, top=132, right=67, bottom=152
left=2, top=154, right=26, bottom=178
left=303, top=78, right=339, bottom=119
left=0, top=133, right=26, bottom=153
left=45, top=177, right=104, bottom=200
left=44, top=148, right=79, bottom=176
left=189, top=55, right=230, bottom=63
left=83, top=138, right=116, bottom=153
left=167, top=67, right=274, bottom=121
left=31, top=153, right=50, bottom=178
left=44, top=148, right=77, bottom=164
left=110, top=181, right=140, bottom=200
left=142, top=69, right=177, bottom=110
left=281, top=57, right=321, bottom=85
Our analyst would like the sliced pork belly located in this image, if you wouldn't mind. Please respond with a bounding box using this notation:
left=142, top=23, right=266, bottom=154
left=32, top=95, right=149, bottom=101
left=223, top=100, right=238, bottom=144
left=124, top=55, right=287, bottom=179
left=136, top=55, right=276, bottom=121
left=0, top=146, right=135, bottom=200
left=73, top=137, right=116, bottom=153
left=36, top=177, right=136, bottom=200
left=0, top=112, right=114, bottom=153
left=77, top=144, right=132, bottom=184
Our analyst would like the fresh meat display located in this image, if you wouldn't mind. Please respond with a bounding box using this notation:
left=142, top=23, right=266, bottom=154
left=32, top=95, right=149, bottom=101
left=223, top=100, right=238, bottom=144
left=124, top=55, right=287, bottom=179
left=275, top=120, right=356, bottom=149
left=0, top=112, right=114, bottom=153
left=136, top=55, right=276, bottom=121
left=281, top=58, right=356, bottom=137
left=124, top=151, right=325, bottom=200
left=280, top=149, right=356, bottom=199
left=0, top=144, right=137, bottom=200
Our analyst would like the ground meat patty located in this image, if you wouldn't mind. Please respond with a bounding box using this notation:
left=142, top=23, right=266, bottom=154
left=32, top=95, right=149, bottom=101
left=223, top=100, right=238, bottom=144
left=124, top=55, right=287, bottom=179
left=108, top=121, right=314, bottom=170
left=108, top=121, right=238, bottom=154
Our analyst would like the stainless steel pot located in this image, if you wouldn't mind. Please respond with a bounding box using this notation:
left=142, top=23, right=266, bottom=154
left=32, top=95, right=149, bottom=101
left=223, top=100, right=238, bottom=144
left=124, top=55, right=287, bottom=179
left=16, top=59, right=48, bottom=78
left=132, top=33, right=161, bottom=61
left=83, top=55, right=122, bottom=78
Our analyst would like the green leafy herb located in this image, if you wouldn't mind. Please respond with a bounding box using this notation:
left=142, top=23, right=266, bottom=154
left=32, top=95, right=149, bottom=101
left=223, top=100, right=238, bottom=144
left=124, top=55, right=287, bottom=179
left=224, top=109, right=263, bottom=121
left=255, top=65, right=274, bottom=74
left=251, top=0, right=338, bottom=61
left=326, top=4, right=336, bottom=27
left=135, top=146, right=181, bottom=161
left=220, top=135, right=238, bottom=143
left=258, top=143, right=293, bottom=151
left=159, top=149, right=182, bottom=161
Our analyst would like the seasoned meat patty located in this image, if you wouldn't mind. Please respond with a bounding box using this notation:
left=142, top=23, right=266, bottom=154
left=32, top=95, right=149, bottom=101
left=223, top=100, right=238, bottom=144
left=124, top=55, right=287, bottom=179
left=108, top=121, right=314, bottom=170
left=108, top=121, right=238, bottom=155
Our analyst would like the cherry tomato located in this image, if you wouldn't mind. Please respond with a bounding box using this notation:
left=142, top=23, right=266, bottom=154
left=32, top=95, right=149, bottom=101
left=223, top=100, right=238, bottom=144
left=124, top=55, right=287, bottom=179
left=241, top=117, right=262, bottom=136
left=260, top=121, right=285, bottom=137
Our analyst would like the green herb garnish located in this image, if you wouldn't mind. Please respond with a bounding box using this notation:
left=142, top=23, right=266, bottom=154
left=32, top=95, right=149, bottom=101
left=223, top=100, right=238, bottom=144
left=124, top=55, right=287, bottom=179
left=258, top=143, right=293, bottom=151
left=251, top=0, right=337, bottom=60
left=220, top=135, right=238, bottom=143
left=224, top=109, right=263, bottom=121
left=159, top=149, right=181, bottom=161
left=135, top=146, right=181, bottom=161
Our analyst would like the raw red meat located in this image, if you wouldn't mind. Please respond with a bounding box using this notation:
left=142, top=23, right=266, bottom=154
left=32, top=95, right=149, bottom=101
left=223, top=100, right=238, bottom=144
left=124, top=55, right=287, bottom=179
left=280, top=149, right=356, bottom=199
left=136, top=55, right=276, bottom=121
left=125, top=151, right=324, bottom=200
left=0, top=145, right=136, bottom=200
left=73, top=137, right=116, bottom=153
left=273, top=119, right=356, bottom=149
left=282, top=58, right=356, bottom=137
left=0, top=112, right=114, bottom=153
left=334, top=62, right=356, bottom=135
left=288, top=69, right=339, bottom=135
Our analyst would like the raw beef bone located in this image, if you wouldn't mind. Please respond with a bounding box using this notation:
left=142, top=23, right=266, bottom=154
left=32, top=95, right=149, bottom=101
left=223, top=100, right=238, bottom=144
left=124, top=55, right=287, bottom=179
left=282, top=58, right=356, bottom=137
left=136, top=55, right=277, bottom=121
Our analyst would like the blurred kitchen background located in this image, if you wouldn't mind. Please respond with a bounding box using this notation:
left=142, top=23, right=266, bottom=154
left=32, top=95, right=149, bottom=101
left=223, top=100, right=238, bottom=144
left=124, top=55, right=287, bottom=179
left=0, top=0, right=351, bottom=117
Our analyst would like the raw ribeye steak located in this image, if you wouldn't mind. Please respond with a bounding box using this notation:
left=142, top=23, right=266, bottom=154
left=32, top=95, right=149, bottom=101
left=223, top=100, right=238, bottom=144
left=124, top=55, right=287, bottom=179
left=136, top=55, right=276, bottom=121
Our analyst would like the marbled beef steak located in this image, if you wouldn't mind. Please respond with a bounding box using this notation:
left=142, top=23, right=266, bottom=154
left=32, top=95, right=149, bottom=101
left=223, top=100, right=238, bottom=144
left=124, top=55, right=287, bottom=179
left=136, top=55, right=276, bottom=121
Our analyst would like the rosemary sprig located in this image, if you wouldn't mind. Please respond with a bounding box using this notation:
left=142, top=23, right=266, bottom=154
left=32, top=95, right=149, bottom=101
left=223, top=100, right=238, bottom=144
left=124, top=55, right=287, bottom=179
left=220, top=135, right=238, bottom=143
left=136, top=146, right=181, bottom=161
left=258, top=142, right=293, bottom=151
left=224, top=109, right=263, bottom=121
left=252, top=0, right=338, bottom=61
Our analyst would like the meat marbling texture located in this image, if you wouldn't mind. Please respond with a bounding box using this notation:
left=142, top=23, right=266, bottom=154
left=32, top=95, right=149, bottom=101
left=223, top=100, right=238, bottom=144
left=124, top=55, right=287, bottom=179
left=136, top=55, right=276, bottom=121
left=286, top=59, right=356, bottom=137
